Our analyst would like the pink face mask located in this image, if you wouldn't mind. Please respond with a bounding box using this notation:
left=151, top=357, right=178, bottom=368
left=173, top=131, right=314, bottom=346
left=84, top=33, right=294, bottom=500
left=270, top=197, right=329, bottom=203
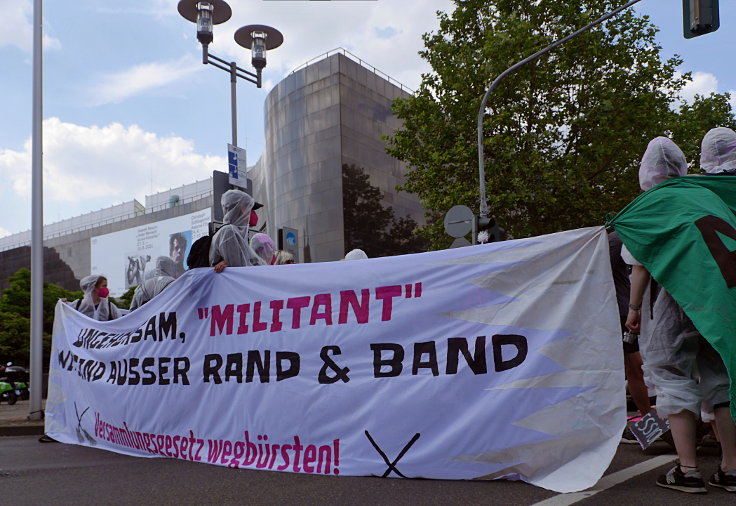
left=249, top=211, right=259, bottom=227
left=97, top=287, right=110, bottom=298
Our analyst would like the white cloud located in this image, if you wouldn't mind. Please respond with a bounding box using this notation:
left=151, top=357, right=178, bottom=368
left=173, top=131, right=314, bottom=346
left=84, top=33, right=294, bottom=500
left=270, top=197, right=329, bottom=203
left=0, top=0, right=60, bottom=52
left=728, top=90, right=736, bottom=112
left=0, top=227, right=10, bottom=239
left=680, top=71, right=719, bottom=103
left=87, top=55, right=201, bottom=105
left=0, top=118, right=225, bottom=227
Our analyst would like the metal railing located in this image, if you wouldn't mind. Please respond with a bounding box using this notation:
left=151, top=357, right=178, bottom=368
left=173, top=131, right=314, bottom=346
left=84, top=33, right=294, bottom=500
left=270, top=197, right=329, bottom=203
left=0, top=190, right=213, bottom=252
left=290, top=47, right=415, bottom=95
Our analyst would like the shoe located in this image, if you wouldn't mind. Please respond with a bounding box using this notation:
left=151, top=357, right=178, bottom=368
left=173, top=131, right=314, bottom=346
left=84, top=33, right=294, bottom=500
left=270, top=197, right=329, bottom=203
left=620, top=427, right=639, bottom=445
left=656, top=465, right=707, bottom=494
left=709, top=467, right=736, bottom=492
left=38, top=434, right=58, bottom=443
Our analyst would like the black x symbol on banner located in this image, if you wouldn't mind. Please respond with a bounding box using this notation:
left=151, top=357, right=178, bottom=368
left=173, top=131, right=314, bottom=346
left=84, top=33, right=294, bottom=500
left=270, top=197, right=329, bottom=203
left=364, top=430, right=421, bottom=478
left=74, top=402, right=96, bottom=446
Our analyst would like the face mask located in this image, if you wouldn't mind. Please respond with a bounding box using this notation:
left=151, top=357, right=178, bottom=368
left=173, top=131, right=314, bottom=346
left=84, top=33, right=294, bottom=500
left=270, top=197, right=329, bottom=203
left=97, top=287, right=109, bottom=298
left=249, top=211, right=259, bottom=227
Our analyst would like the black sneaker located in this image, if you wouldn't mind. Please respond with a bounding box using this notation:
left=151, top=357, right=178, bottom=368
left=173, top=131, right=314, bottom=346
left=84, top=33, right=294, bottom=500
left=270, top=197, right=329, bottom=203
left=656, top=465, right=707, bottom=494
left=620, top=426, right=639, bottom=445
left=709, top=467, right=736, bottom=492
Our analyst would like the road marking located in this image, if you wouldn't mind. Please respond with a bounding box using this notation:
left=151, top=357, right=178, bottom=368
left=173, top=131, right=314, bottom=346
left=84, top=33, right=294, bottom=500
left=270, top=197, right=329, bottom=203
left=531, top=455, right=677, bottom=506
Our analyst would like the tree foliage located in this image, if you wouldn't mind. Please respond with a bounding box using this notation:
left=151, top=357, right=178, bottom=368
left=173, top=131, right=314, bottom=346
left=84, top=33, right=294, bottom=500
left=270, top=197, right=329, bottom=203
left=669, top=93, right=736, bottom=171
left=386, top=0, right=734, bottom=247
left=0, top=268, right=83, bottom=367
left=342, top=164, right=429, bottom=256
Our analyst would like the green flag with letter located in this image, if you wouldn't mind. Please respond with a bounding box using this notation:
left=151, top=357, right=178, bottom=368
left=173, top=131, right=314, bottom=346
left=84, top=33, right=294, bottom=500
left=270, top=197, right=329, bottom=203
left=608, top=175, right=736, bottom=420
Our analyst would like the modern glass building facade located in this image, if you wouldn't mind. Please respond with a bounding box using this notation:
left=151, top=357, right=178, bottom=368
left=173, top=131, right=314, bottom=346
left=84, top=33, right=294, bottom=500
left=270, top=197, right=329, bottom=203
left=250, top=51, right=423, bottom=263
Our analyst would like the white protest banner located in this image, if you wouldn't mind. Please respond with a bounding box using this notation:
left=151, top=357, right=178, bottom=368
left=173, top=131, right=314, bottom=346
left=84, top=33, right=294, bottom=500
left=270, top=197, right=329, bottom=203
left=45, top=226, right=625, bottom=493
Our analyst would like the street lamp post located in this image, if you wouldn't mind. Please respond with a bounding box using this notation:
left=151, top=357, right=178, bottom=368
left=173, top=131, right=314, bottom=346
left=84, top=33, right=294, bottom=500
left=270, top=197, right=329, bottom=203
left=177, top=0, right=283, bottom=147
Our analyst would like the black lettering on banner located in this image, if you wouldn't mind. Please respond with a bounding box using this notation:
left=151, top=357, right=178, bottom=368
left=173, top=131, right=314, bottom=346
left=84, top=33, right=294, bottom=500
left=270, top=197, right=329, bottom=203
left=226, top=353, right=243, bottom=383
left=158, top=357, right=171, bottom=385
left=173, top=357, right=190, bottom=385
left=246, top=350, right=270, bottom=383
left=141, top=357, right=156, bottom=385
left=276, top=352, right=300, bottom=381
left=128, top=358, right=141, bottom=385
left=370, top=343, right=404, bottom=378
left=203, top=354, right=223, bottom=383
left=695, top=215, right=736, bottom=288
left=412, top=341, right=439, bottom=376
left=492, top=334, right=528, bottom=372
left=318, top=346, right=350, bottom=384
left=446, top=336, right=487, bottom=375
left=158, top=312, right=177, bottom=340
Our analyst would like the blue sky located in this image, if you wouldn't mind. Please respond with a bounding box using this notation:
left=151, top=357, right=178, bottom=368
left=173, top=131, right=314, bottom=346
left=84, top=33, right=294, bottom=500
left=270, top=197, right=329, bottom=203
left=1, top=0, right=734, bottom=238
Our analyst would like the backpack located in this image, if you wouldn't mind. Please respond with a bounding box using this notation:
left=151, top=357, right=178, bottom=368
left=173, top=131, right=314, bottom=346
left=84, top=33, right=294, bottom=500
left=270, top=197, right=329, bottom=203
left=186, top=234, right=213, bottom=269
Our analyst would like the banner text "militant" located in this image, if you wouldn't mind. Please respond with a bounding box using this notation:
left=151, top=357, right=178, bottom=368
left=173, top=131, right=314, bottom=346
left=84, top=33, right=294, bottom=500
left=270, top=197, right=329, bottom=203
left=200, top=283, right=423, bottom=337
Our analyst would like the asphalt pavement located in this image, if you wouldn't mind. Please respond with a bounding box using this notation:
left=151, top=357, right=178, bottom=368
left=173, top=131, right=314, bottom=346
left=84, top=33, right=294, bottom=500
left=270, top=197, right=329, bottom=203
left=1, top=401, right=732, bottom=505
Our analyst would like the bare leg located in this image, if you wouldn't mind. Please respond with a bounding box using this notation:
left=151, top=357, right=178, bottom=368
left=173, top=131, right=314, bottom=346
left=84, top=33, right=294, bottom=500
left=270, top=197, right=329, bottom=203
left=668, top=411, right=698, bottom=470
left=624, top=351, right=651, bottom=417
left=713, top=406, right=736, bottom=472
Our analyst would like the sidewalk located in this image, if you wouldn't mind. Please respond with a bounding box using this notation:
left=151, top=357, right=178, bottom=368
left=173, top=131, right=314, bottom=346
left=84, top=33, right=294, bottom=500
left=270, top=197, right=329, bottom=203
left=0, top=399, right=45, bottom=436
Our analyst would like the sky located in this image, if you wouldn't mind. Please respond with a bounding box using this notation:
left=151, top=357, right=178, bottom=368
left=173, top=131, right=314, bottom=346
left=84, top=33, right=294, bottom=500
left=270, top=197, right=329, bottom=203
left=0, top=0, right=735, bottom=239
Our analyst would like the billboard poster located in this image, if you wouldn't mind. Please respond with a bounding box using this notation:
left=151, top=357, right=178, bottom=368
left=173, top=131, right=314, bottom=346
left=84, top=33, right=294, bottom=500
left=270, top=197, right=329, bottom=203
left=91, top=209, right=211, bottom=296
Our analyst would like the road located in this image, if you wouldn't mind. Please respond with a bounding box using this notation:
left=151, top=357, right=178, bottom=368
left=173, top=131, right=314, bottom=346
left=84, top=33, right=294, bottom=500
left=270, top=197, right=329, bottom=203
left=0, top=433, right=730, bottom=505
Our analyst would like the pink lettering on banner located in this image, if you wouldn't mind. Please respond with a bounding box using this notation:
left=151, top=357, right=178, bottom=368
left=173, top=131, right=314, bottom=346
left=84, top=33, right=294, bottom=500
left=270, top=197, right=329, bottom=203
left=204, top=431, right=340, bottom=475
left=197, top=283, right=424, bottom=337
left=93, top=414, right=340, bottom=475
left=93, top=413, right=204, bottom=462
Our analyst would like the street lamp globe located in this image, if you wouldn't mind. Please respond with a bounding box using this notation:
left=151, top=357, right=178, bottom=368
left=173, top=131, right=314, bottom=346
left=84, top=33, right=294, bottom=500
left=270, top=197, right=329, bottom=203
left=177, top=0, right=232, bottom=46
left=235, top=25, right=284, bottom=72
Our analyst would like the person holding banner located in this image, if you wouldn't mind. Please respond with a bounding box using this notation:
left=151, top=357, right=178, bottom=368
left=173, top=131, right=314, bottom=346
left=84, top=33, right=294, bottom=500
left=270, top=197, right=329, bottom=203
left=210, top=189, right=266, bottom=273
left=624, top=137, right=736, bottom=494
left=700, top=127, right=736, bottom=174
left=68, top=274, right=121, bottom=321
left=250, top=233, right=277, bottom=265
left=608, top=231, right=651, bottom=419
left=129, top=256, right=177, bottom=311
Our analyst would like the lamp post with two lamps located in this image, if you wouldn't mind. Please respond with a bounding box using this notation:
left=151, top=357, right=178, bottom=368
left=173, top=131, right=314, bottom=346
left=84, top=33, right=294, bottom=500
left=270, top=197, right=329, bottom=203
left=177, top=0, right=283, bottom=147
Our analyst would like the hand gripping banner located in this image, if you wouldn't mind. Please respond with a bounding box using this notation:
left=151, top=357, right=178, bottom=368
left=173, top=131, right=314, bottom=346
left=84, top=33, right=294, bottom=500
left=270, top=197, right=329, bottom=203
left=45, top=226, right=624, bottom=493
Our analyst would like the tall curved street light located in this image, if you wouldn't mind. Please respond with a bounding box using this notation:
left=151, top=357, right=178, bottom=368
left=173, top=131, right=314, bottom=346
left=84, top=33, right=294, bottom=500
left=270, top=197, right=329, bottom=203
left=178, top=0, right=283, bottom=147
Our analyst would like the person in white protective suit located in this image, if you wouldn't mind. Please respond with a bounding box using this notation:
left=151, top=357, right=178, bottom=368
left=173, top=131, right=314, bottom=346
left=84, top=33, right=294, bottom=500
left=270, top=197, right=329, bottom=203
left=700, top=127, right=736, bottom=174
left=128, top=256, right=178, bottom=311
left=624, top=137, right=736, bottom=494
left=209, top=189, right=266, bottom=273
left=344, top=248, right=368, bottom=261
left=250, top=233, right=277, bottom=265
left=68, top=274, right=122, bottom=321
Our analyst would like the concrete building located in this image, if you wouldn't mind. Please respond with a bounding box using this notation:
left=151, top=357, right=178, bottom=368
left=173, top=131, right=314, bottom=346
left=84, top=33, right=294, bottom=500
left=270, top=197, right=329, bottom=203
left=0, top=49, right=423, bottom=292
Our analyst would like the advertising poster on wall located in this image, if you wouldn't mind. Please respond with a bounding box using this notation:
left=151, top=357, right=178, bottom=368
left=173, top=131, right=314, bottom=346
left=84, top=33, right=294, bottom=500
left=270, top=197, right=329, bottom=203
left=91, top=209, right=211, bottom=296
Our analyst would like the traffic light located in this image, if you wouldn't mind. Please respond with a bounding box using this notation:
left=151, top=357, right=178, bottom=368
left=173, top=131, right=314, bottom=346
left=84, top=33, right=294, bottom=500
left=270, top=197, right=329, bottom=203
left=474, top=215, right=504, bottom=244
left=683, top=0, right=719, bottom=39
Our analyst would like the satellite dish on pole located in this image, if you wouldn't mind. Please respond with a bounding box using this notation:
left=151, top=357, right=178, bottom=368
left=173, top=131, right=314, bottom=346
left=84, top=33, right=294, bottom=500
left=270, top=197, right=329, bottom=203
left=444, top=205, right=474, bottom=238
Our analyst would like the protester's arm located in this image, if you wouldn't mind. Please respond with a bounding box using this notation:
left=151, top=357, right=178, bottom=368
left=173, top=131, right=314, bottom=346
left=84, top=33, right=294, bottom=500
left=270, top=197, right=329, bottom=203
left=625, top=265, right=650, bottom=334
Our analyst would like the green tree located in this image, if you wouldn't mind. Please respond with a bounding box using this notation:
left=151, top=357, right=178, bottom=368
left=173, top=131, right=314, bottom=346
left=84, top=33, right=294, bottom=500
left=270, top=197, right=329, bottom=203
left=0, top=268, right=82, bottom=367
left=386, top=0, right=696, bottom=247
left=115, top=286, right=136, bottom=310
left=669, top=93, right=736, bottom=171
